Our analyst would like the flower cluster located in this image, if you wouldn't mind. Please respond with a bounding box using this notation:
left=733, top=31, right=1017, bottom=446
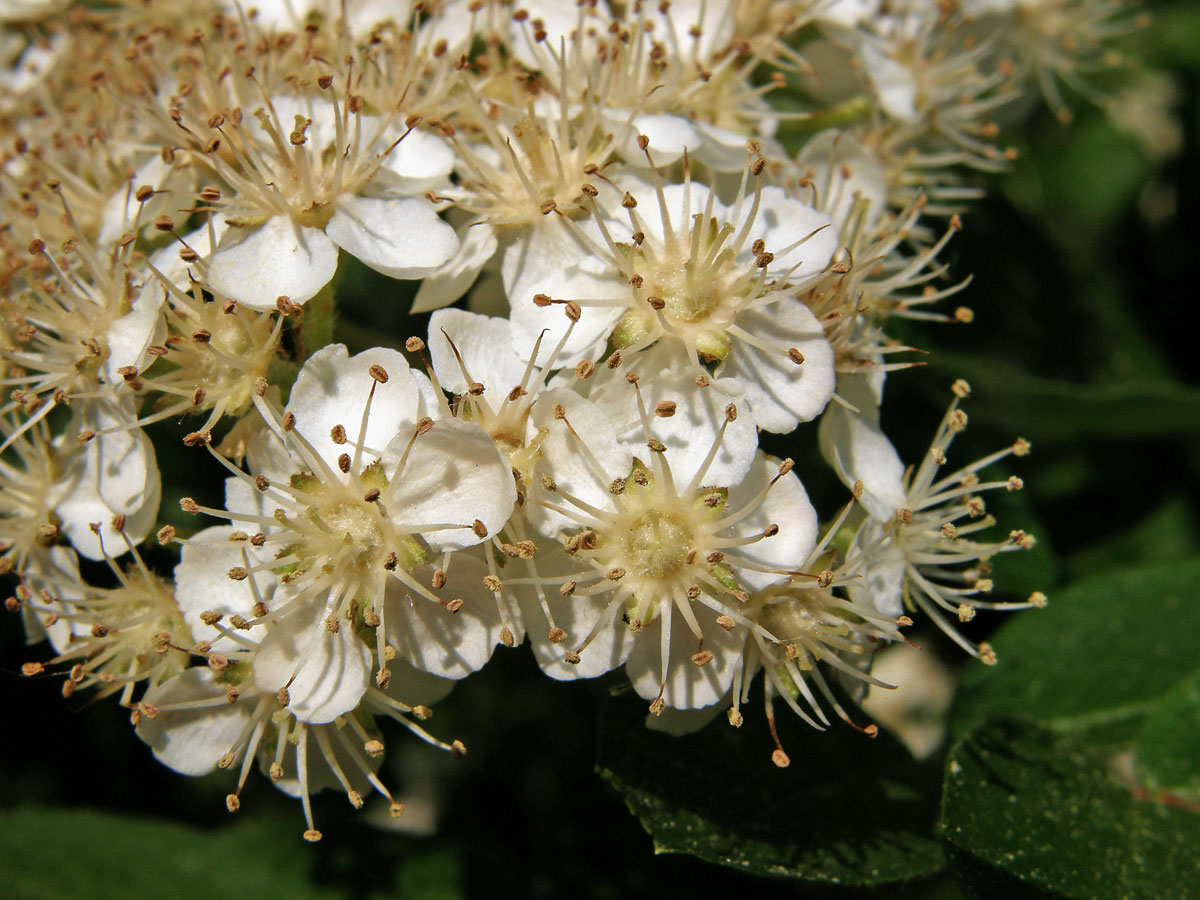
left=2, top=0, right=1127, bottom=839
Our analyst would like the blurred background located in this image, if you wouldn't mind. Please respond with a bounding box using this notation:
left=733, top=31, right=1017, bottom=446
left=2, top=2, right=1198, bottom=897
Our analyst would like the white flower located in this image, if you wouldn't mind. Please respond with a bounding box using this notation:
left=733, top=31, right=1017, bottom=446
left=844, top=382, right=1045, bottom=662
left=512, top=379, right=818, bottom=712
left=184, top=91, right=458, bottom=309
left=505, top=169, right=838, bottom=431
left=179, top=343, right=517, bottom=688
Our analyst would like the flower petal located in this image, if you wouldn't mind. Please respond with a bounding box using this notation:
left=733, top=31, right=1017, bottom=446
left=207, top=216, right=339, bottom=310
left=383, top=418, right=516, bottom=551
left=384, top=557, right=503, bottom=679
left=427, top=308, right=529, bottom=397
left=625, top=604, right=742, bottom=710
left=253, top=611, right=373, bottom=724
left=411, top=223, right=497, bottom=313
left=818, top=373, right=906, bottom=521
left=286, top=343, right=425, bottom=475
left=524, top=389, right=631, bottom=538
left=721, top=298, right=835, bottom=433
left=136, top=668, right=255, bottom=776
left=326, top=195, right=458, bottom=280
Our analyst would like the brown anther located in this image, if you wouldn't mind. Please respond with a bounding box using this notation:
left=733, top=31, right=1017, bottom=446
left=771, top=749, right=790, bottom=768
left=636, top=134, right=650, bottom=151
left=180, top=497, right=200, bottom=513
left=183, top=431, right=211, bottom=447
left=691, top=650, right=714, bottom=667
left=647, top=439, right=667, bottom=453
left=156, top=525, right=176, bottom=545
left=606, top=351, right=622, bottom=369
left=548, top=627, right=568, bottom=644
left=415, top=417, right=434, bottom=435
left=431, top=569, right=446, bottom=589
left=451, top=740, right=467, bottom=759
left=646, top=296, right=666, bottom=311
left=21, top=662, right=44, bottom=676
left=472, top=519, right=488, bottom=538
left=787, top=348, right=805, bottom=365
left=405, top=336, right=426, bottom=352
left=303, top=830, right=323, bottom=843
left=559, top=581, right=576, bottom=597
left=564, top=301, right=581, bottom=322
left=649, top=697, right=665, bottom=716
left=375, top=667, right=392, bottom=689
left=540, top=199, right=557, bottom=215
left=227, top=567, right=249, bottom=581
left=153, top=215, right=175, bottom=232
left=363, top=488, right=381, bottom=503
left=368, top=364, right=389, bottom=384
left=483, top=574, right=503, bottom=593
left=575, top=360, right=595, bottom=379
left=581, top=183, right=599, bottom=198
left=955, top=306, right=975, bottom=323
left=621, top=191, right=638, bottom=208
left=715, top=615, right=736, bottom=631
left=192, top=328, right=212, bottom=344
left=468, top=381, right=485, bottom=396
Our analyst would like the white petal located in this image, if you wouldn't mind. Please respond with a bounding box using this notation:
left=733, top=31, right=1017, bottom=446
left=625, top=604, right=742, bottom=710
left=253, top=611, right=373, bottom=724
left=502, top=224, right=624, bottom=366
left=645, top=703, right=724, bottom=736
left=376, top=128, right=456, bottom=195
left=97, top=153, right=175, bottom=249
left=207, top=216, right=338, bottom=310
left=286, top=343, right=424, bottom=475
left=174, top=525, right=276, bottom=647
left=427, top=308, right=529, bottom=397
left=692, top=121, right=754, bottom=171
left=721, top=297, right=836, bottom=433
left=818, top=374, right=906, bottom=521
left=383, top=418, right=516, bottom=551
left=411, top=223, right=497, bottom=313
left=739, top=186, right=836, bottom=282
left=726, top=453, right=818, bottom=593
left=54, top=402, right=160, bottom=560
left=515, top=540, right=634, bottom=680
left=524, top=389, right=630, bottom=538
left=326, top=195, right=458, bottom=280
left=861, top=44, right=919, bottom=121
left=102, top=282, right=164, bottom=384
left=618, top=113, right=701, bottom=165
left=598, top=368, right=758, bottom=488
left=137, top=668, right=256, bottom=776
left=384, top=558, right=503, bottom=679
left=848, top=522, right=907, bottom=618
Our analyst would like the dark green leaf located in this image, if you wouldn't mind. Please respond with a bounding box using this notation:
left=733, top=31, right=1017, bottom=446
left=941, top=719, right=1200, bottom=900
left=928, top=353, right=1200, bottom=442
left=1065, top=494, right=1200, bottom=580
left=1135, top=670, right=1200, bottom=797
left=596, top=697, right=945, bottom=885
left=952, top=559, right=1200, bottom=736
left=0, top=808, right=348, bottom=900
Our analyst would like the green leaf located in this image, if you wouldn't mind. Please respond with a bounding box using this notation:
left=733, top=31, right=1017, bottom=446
left=1065, top=494, right=1200, bottom=580
left=0, top=807, right=465, bottom=900
left=1135, top=670, right=1200, bottom=797
left=952, top=559, right=1200, bottom=737
left=940, top=719, right=1200, bottom=900
left=0, top=808, right=347, bottom=900
left=595, top=697, right=945, bottom=885
left=928, top=353, right=1200, bottom=442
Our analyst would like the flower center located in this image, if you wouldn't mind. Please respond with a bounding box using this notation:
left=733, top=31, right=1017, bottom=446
left=618, top=508, right=694, bottom=581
